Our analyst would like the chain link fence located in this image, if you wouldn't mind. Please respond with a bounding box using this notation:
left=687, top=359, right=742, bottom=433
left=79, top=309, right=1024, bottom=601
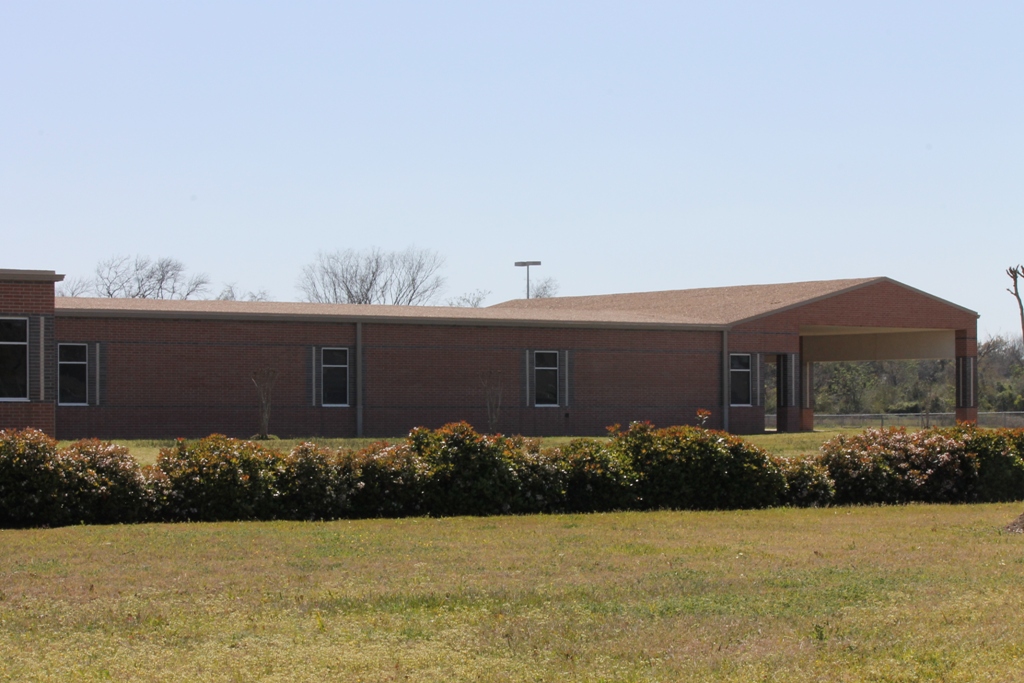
left=764, top=412, right=1024, bottom=430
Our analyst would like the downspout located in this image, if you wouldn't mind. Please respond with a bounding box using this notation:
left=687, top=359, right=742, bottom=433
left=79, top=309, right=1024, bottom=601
left=721, top=329, right=729, bottom=432
left=356, top=322, right=363, bottom=437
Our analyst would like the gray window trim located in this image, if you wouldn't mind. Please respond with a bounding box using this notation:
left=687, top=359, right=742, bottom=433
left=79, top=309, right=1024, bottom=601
left=534, top=349, right=560, bottom=407
left=0, top=316, right=29, bottom=402
left=321, top=346, right=350, bottom=407
left=730, top=353, right=752, bottom=407
left=57, top=342, right=89, bottom=406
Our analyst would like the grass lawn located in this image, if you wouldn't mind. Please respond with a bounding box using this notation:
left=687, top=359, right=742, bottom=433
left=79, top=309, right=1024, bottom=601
left=744, top=428, right=866, bottom=458
left=3, top=505, right=1023, bottom=681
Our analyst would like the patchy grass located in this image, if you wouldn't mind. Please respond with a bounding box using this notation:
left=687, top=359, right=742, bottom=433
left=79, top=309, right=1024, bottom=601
left=2, top=505, right=1023, bottom=681
left=745, top=429, right=864, bottom=457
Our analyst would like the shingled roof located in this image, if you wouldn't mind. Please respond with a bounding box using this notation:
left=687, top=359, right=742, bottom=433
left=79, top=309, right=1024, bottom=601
left=54, top=277, right=902, bottom=328
left=488, top=277, right=888, bottom=326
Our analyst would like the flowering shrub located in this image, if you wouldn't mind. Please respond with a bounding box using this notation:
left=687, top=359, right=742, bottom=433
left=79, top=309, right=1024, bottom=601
left=613, top=422, right=787, bottom=510
left=157, top=435, right=286, bottom=521
left=342, top=441, right=426, bottom=518
left=938, top=425, right=1024, bottom=502
left=277, top=442, right=353, bottom=520
left=773, top=455, right=835, bottom=507
left=505, top=437, right=568, bottom=514
left=554, top=438, right=637, bottom=513
left=0, top=428, right=70, bottom=527
left=819, top=428, right=978, bottom=505
left=62, top=439, right=153, bottom=524
left=413, top=422, right=521, bottom=517
left=5, top=423, right=1024, bottom=528
left=0, top=430, right=153, bottom=526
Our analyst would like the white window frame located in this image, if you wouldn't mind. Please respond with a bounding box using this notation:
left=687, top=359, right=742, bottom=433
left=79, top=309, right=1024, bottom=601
left=534, top=350, right=560, bottom=407
left=57, top=343, right=89, bottom=406
left=0, top=317, right=29, bottom=402
left=730, top=353, right=752, bottom=407
left=321, top=347, right=350, bottom=407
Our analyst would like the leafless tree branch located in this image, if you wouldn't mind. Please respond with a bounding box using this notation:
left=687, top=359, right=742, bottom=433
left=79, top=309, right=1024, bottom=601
left=55, top=276, right=92, bottom=297
left=298, top=247, right=446, bottom=305
left=217, top=284, right=270, bottom=302
left=1008, top=265, right=1024, bottom=342
left=447, top=288, right=491, bottom=307
left=93, top=255, right=210, bottom=299
left=531, top=277, right=559, bottom=299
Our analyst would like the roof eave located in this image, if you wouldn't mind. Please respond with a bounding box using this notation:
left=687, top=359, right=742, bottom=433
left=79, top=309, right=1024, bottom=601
left=0, top=269, right=65, bottom=283
left=54, top=305, right=727, bottom=332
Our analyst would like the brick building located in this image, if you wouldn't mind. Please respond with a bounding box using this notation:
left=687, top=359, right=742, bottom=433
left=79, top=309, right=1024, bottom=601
left=0, top=268, right=978, bottom=439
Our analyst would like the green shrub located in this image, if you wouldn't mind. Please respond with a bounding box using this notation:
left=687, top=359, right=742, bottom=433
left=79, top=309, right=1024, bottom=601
left=938, top=425, right=1024, bottom=502
left=61, top=439, right=152, bottom=524
left=277, top=442, right=353, bottom=520
left=0, top=428, right=71, bottom=527
left=413, top=422, right=521, bottom=517
left=0, top=430, right=155, bottom=527
left=505, top=436, right=568, bottom=514
left=613, top=422, right=786, bottom=510
left=343, top=441, right=426, bottom=518
left=774, top=455, right=835, bottom=507
left=555, top=438, right=637, bottom=513
left=157, top=435, right=285, bottom=521
left=9, top=422, right=1023, bottom=529
left=819, top=428, right=978, bottom=505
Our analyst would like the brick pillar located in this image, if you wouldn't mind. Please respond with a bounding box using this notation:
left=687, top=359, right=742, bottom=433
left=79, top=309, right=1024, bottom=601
left=955, top=328, right=978, bottom=424
left=776, top=352, right=803, bottom=432
left=800, top=357, right=815, bottom=431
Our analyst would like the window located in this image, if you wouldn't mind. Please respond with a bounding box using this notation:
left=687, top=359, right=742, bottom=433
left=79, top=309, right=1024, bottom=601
left=322, top=348, right=349, bottom=406
left=58, top=344, right=88, bottom=405
left=0, top=318, right=28, bottom=401
left=535, top=351, right=559, bottom=406
left=730, top=354, right=752, bottom=406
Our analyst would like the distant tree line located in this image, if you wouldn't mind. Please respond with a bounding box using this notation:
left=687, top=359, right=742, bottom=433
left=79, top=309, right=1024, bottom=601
left=760, top=335, right=1024, bottom=415
left=57, top=247, right=557, bottom=307
left=58, top=255, right=269, bottom=302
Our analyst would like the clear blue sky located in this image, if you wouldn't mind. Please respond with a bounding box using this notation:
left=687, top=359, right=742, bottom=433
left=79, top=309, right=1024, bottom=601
left=3, top=1, right=1022, bottom=337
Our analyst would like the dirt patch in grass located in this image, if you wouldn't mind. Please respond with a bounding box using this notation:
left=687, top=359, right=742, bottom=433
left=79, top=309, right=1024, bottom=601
left=1006, top=511, right=1024, bottom=533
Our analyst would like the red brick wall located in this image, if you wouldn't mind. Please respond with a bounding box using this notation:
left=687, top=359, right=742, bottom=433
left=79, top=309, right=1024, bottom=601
left=54, top=317, right=727, bottom=439
left=362, top=324, right=723, bottom=437
left=0, top=279, right=56, bottom=434
left=19, top=277, right=979, bottom=440
left=0, top=280, right=56, bottom=316
left=55, top=316, right=357, bottom=439
left=0, top=403, right=55, bottom=435
left=732, top=279, right=977, bottom=341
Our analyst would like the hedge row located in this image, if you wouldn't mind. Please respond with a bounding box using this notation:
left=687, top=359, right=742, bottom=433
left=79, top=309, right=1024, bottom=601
left=3, top=422, right=1024, bottom=527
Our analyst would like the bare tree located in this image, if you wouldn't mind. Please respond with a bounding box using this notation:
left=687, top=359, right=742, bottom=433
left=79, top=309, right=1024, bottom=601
left=298, top=247, right=446, bottom=305
left=1008, top=265, right=1024, bottom=342
left=531, top=277, right=560, bottom=299
left=55, top=276, right=92, bottom=297
left=251, top=368, right=278, bottom=439
left=479, top=369, right=504, bottom=433
left=390, top=248, right=447, bottom=305
left=217, top=284, right=270, bottom=302
left=94, top=255, right=210, bottom=299
left=447, top=288, right=490, bottom=307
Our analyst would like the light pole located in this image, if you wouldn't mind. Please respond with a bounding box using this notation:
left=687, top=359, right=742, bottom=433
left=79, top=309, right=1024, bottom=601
left=514, top=261, right=541, bottom=299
